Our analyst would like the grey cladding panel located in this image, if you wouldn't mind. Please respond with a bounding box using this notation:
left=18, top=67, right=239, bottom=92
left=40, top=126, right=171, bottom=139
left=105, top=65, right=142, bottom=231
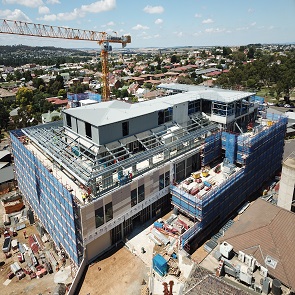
left=93, top=198, right=103, bottom=210
left=138, top=177, right=145, bottom=187
left=151, top=170, right=159, bottom=182
left=112, top=184, right=131, bottom=206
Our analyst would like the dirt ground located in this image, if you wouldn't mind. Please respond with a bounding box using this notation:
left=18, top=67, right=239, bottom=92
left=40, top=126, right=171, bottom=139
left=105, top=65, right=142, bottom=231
left=0, top=193, right=61, bottom=295
left=0, top=224, right=57, bottom=295
left=78, top=245, right=149, bottom=295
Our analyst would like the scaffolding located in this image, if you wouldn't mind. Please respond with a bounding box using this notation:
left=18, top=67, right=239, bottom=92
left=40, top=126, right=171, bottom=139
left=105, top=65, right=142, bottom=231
left=10, top=130, right=83, bottom=267
left=21, top=115, right=219, bottom=201
left=171, top=115, right=287, bottom=248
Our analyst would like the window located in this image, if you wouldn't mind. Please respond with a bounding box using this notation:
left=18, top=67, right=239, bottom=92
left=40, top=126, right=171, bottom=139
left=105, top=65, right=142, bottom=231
left=158, top=108, right=173, bottom=125
left=188, top=100, right=200, bottom=115
left=85, top=122, right=92, bottom=139
left=122, top=121, right=129, bottom=137
left=138, top=184, right=145, bottom=203
left=105, top=202, right=113, bottom=222
left=158, top=110, right=164, bottom=125
left=159, top=174, right=164, bottom=190
left=95, top=207, right=104, bottom=228
left=131, top=188, right=137, bottom=207
left=165, top=171, right=170, bottom=187
left=66, top=114, right=71, bottom=128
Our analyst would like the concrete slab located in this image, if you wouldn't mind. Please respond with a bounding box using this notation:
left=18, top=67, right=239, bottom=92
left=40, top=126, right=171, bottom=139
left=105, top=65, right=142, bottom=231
left=125, top=224, right=155, bottom=266
left=54, top=266, right=71, bottom=284
left=3, top=279, right=11, bottom=286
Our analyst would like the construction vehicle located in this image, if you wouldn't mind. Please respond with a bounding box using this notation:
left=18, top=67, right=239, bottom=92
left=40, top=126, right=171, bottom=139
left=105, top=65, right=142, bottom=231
left=0, top=19, right=131, bottom=101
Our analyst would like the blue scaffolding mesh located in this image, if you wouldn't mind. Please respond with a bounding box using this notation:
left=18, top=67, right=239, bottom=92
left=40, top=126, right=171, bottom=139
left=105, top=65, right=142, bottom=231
left=224, top=133, right=237, bottom=164
left=10, top=133, right=81, bottom=266
left=172, top=116, right=287, bottom=247
left=202, top=132, right=221, bottom=166
left=67, top=92, right=101, bottom=102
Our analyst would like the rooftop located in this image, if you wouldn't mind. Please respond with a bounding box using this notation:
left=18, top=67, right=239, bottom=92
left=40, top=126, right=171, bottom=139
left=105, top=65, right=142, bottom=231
left=219, top=198, right=295, bottom=290
left=64, top=87, right=255, bottom=127
left=20, top=115, right=218, bottom=205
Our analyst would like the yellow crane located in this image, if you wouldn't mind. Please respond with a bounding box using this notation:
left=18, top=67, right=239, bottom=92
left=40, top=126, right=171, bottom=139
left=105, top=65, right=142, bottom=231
left=0, top=19, right=131, bottom=101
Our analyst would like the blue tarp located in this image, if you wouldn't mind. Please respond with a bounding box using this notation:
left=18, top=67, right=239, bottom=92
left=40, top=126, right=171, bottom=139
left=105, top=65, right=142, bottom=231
left=153, top=254, right=167, bottom=276
left=154, top=222, right=163, bottom=228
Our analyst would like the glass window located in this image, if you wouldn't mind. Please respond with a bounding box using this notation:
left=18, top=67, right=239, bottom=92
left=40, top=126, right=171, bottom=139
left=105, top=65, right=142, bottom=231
left=122, top=121, right=129, bottom=137
left=158, top=110, right=164, bottom=125
left=159, top=174, right=164, bottom=190
left=105, top=202, right=113, bottom=222
left=95, top=207, right=104, bottom=228
left=85, top=122, right=92, bottom=139
left=158, top=108, right=173, bottom=125
left=131, top=188, right=137, bottom=207
left=138, top=184, right=145, bottom=203
left=66, top=114, right=71, bottom=128
left=165, top=171, right=170, bottom=187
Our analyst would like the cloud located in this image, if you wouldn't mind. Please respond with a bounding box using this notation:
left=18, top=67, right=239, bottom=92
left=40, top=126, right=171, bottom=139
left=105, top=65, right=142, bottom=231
left=155, top=18, right=163, bottom=25
left=37, top=14, right=56, bottom=21
left=248, top=8, right=254, bottom=13
left=132, top=24, right=149, bottom=30
left=205, top=27, right=225, bottom=33
left=236, top=27, right=249, bottom=31
left=38, top=6, right=50, bottom=14
left=143, top=5, right=164, bottom=14
left=107, top=21, right=115, bottom=26
left=195, top=13, right=202, bottom=18
left=46, top=0, right=60, bottom=4
left=81, top=0, right=116, bottom=13
left=0, top=8, right=31, bottom=21
left=2, top=0, right=43, bottom=8
left=202, top=18, right=214, bottom=24
left=38, top=0, right=116, bottom=22
left=173, top=31, right=183, bottom=37
left=250, top=22, right=256, bottom=26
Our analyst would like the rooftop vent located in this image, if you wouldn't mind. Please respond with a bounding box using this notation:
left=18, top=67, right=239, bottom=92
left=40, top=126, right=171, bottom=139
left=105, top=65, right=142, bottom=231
left=265, top=255, right=277, bottom=269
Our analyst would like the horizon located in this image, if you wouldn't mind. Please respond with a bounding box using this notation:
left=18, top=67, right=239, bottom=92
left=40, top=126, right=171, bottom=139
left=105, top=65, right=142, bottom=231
left=0, top=0, right=294, bottom=49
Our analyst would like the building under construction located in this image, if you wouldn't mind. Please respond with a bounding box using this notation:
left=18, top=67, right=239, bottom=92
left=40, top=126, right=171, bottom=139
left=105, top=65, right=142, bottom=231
left=10, top=84, right=287, bottom=271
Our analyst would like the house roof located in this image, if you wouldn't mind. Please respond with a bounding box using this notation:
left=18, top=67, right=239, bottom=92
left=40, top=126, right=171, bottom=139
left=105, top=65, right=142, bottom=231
left=0, top=150, right=10, bottom=160
left=64, top=85, right=255, bottom=127
left=0, top=166, right=14, bottom=183
left=219, top=198, right=295, bottom=290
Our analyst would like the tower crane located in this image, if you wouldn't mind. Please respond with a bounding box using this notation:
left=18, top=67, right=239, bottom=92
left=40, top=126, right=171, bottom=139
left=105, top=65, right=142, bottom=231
left=0, top=19, right=131, bottom=101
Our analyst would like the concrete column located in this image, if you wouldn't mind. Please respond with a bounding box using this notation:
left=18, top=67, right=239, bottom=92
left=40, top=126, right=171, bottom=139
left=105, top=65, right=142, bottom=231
left=132, top=164, right=137, bottom=174
left=121, top=221, right=124, bottom=240
left=150, top=204, right=153, bottom=219
left=149, top=158, right=153, bottom=168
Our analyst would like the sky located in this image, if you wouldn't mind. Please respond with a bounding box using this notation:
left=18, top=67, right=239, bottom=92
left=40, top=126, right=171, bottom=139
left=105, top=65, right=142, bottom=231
left=0, top=0, right=295, bottom=49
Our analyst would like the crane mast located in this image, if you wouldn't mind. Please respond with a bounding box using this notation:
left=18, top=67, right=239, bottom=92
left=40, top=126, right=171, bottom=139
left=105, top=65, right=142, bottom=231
left=0, top=19, right=131, bottom=101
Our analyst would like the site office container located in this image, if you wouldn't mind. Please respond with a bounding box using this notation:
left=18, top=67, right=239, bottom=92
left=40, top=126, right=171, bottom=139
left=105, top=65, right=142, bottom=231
left=2, top=236, right=11, bottom=253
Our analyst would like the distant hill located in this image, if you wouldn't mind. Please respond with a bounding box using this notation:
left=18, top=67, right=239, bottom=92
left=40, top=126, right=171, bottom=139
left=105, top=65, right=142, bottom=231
left=0, top=45, right=94, bottom=67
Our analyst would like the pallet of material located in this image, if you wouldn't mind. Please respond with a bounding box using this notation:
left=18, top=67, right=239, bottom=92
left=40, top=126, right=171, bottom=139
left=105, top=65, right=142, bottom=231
left=2, top=200, right=24, bottom=214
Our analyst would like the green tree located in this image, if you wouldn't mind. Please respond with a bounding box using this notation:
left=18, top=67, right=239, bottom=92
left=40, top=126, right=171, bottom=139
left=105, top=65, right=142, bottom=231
left=23, top=71, right=32, bottom=82
left=14, top=70, right=22, bottom=80
left=16, top=87, right=34, bottom=106
left=222, top=47, right=232, bottom=57
left=0, top=101, right=9, bottom=134
left=32, top=77, right=45, bottom=90
left=58, top=89, right=67, bottom=98
left=247, top=47, right=255, bottom=59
